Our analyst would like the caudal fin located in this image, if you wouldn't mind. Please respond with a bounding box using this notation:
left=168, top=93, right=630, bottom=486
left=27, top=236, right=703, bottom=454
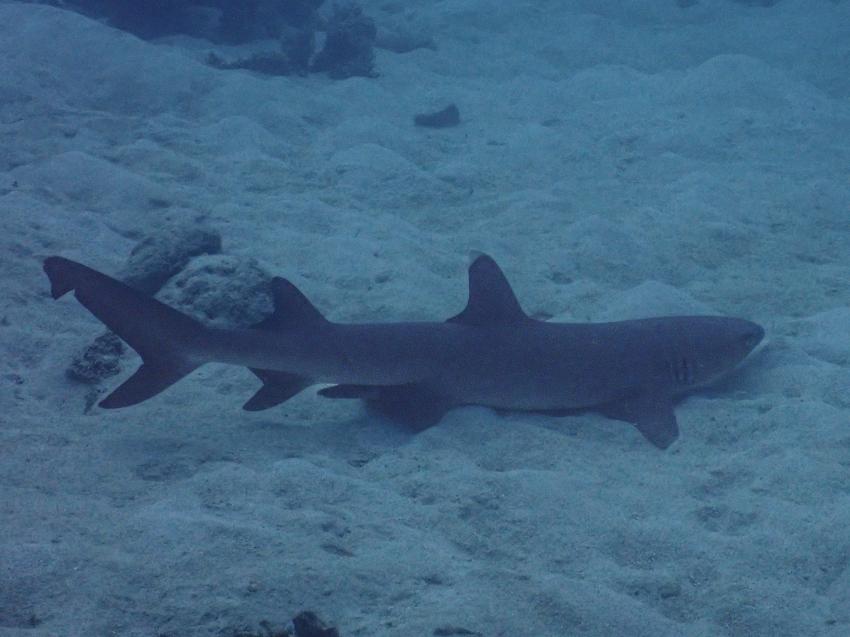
left=44, top=257, right=205, bottom=408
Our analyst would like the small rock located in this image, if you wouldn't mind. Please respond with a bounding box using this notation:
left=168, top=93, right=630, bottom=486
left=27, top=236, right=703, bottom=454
left=433, top=627, right=481, bottom=636
left=291, top=611, right=340, bottom=637
left=658, top=582, right=682, bottom=599
left=312, top=2, right=377, bottom=79
left=414, top=104, right=460, bottom=128
left=122, top=223, right=222, bottom=294
left=66, top=332, right=124, bottom=384
left=157, top=254, right=274, bottom=328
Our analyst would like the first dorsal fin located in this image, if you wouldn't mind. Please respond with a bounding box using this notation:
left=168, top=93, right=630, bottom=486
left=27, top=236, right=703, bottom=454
left=253, top=277, right=327, bottom=331
left=447, top=254, right=529, bottom=326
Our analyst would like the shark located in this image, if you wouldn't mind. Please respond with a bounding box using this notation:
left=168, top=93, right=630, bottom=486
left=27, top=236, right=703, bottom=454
left=43, top=254, right=764, bottom=448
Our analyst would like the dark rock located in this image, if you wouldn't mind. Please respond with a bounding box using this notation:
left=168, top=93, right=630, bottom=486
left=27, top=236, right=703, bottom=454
left=68, top=0, right=189, bottom=39
left=56, top=0, right=380, bottom=80
left=207, top=25, right=316, bottom=77
left=312, top=2, right=377, bottom=79
left=730, top=0, right=780, bottom=5
left=276, top=0, right=325, bottom=29
left=282, top=27, right=317, bottom=74
left=433, top=627, right=482, bottom=636
left=678, top=0, right=779, bottom=5
left=215, top=2, right=289, bottom=44
left=66, top=332, right=124, bottom=384
left=223, top=620, right=289, bottom=637
left=122, top=223, right=222, bottom=295
left=292, top=611, right=340, bottom=637
left=207, top=51, right=297, bottom=77
left=376, top=27, right=435, bottom=54
left=156, top=254, right=274, bottom=328
left=217, top=0, right=324, bottom=42
left=53, top=0, right=326, bottom=44
left=217, top=611, right=339, bottom=637
left=414, top=104, right=460, bottom=129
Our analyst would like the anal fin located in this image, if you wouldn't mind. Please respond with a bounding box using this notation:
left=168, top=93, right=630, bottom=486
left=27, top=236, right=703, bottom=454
left=243, top=368, right=311, bottom=411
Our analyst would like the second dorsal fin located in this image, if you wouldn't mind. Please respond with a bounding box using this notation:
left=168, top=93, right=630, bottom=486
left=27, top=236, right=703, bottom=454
left=253, top=277, right=327, bottom=331
left=447, top=254, right=529, bottom=326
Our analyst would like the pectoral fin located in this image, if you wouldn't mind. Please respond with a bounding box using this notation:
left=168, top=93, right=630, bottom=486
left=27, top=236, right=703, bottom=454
left=319, top=383, right=450, bottom=430
left=599, top=391, right=679, bottom=450
left=318, top=384, right=382, bottom=400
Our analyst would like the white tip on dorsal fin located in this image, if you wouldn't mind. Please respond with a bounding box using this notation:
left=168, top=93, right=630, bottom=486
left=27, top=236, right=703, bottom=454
left=253, top=277, right=327, bottom=331
left=447, top=254, right=529, bottom=326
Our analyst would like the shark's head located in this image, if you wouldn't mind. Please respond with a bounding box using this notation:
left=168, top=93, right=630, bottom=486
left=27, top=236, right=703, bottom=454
left=665, top=316, right=764, bottom=391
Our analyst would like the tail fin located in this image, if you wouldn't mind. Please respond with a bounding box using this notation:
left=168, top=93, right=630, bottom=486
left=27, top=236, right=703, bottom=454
left=44, top=257, right=205, bottom=408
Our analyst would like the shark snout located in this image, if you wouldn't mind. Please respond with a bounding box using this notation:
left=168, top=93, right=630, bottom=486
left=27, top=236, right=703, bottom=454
left=740, top=321, right=765, bottom=353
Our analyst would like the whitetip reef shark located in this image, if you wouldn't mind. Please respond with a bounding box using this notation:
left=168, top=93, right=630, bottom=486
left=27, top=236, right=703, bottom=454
left=43, top=254, right=764, bottom=449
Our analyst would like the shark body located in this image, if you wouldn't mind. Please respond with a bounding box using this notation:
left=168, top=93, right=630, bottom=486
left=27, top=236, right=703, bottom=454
left=43, top=254, right=764, bottom=448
